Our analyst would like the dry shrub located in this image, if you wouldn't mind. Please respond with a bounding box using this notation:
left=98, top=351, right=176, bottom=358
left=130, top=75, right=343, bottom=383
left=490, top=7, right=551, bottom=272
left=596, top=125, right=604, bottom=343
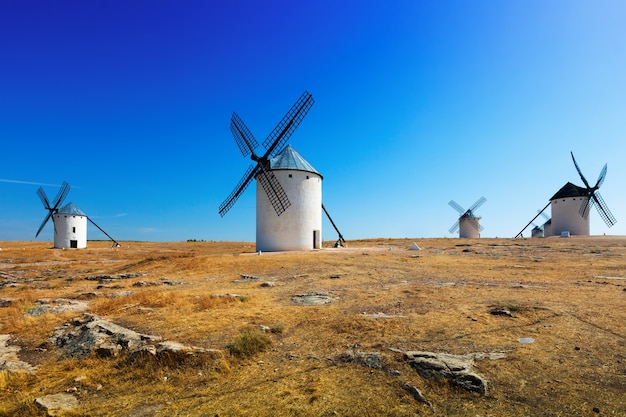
left=226, top=329, right=271, bottom=358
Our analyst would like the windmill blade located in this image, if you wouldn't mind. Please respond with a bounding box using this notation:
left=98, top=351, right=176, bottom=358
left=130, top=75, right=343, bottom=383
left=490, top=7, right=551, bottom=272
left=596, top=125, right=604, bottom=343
left=88, top=217, right=121, bottom=247
left=37, top=187, right=51, bottom=209
left=219, top=164, right=260, bottom=217
left=578, top=196, right=592, bottom=219
left=594, top=163, right=607, bottom=190
left=570, top=152, right=591, bottom=189
left=230, top=112, right=259, bottom=157
left=448, top=220, right=460, bottom=234
left=468, top=196, right=487, bottom=213
left=51, top=181, right=71, bottom=209
left=448, top=200, right=466, bottom=215
left=35, top=212, right=53, bottom=237
left=262, top=91, right=314, bottom=159
left=257, top=163, right=291, bottom=216
left=591, top=191, right=617, bottom=227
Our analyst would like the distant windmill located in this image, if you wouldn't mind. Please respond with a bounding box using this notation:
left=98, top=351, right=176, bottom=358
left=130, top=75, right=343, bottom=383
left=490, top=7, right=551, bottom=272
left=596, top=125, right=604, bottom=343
left=36, top=181, right=119, bottom=248
left=448, top=197, right=486, bottom=238
left=531, top=210, right=552, bottom=238
left=218, top=91, right=323, bottom=252
left=549, top=152, right=616, bottom=236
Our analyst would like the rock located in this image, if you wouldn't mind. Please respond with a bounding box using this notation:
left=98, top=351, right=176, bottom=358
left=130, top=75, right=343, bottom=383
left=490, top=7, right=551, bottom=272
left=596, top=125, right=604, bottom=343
left=404, top=351, right=488, bottom=394
left=291, top=292, right=335, bottom=306
left=107, top=291, right=134, bottom=298
left=260, top=282, right=275, bottom=287
left=402, top=383, right=432, bottom=407
left=26, top=299, right=89, bottom=316
left=0, top=334, right=36, bottom=373
left=127, top=341, right=223, bottom=366
left=490, top=307, right=514, bottom=317
left=49, top=313, right=161, bottom=359
left=0, top=298, right=14, bottom=307
left=50, top=314, right=224, bottom=367
left=35, top=393, right=78, bottom=416
left=337, top=350, right=383, bottom=370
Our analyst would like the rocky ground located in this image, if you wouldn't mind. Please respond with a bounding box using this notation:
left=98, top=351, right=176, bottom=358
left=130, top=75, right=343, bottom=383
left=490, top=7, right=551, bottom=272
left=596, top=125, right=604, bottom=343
left=0, top=237, right=625, bottom=416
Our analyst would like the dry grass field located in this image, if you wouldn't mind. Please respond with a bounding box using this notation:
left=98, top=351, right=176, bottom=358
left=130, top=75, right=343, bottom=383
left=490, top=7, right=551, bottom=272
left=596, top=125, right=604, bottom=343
left=0, top=237, right=624, bottom=416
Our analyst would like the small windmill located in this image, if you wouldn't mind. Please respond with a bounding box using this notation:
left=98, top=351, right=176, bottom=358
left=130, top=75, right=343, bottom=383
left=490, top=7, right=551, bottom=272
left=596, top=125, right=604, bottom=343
left=219, top=91, right=322, bottom=252
left=36, top=181, right=119, bottom=248
left=549, top=152, right=616, bottom=236
left=448, top=197, right=486, bottom=238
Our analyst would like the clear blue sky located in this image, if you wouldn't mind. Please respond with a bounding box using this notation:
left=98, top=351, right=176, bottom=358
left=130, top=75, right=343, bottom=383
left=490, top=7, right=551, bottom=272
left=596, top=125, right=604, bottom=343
left=1, top=1, right=624, bottom=242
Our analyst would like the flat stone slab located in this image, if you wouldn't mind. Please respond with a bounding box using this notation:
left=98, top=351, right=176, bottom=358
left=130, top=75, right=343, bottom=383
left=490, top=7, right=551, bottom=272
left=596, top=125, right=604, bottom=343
left=0, top=334, right=36, bottom=373
left=291, top=292, right=335, bottom=306
left=404, top=351, right=489, bottom=394
left=35, top=393, right=78, bottom=416
left=26, top=298, right=89, bottom=316
left=49, top=313, right=162, bottom=359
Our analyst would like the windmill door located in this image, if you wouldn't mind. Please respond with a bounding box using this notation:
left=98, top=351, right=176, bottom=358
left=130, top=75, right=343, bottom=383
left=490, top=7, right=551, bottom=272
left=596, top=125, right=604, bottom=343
left=70, top=240, right=78, bottom=248
left=313, top=230, right=321, bottom=249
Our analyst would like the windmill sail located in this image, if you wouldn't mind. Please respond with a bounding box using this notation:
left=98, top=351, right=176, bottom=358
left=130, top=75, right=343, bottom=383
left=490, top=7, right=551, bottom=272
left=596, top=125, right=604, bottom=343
left=219, top=91, right=315, bottom=217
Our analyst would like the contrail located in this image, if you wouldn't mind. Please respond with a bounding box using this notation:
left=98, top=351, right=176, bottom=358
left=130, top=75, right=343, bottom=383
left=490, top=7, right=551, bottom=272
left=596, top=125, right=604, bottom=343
left=0, top=179, right=61, bottom=187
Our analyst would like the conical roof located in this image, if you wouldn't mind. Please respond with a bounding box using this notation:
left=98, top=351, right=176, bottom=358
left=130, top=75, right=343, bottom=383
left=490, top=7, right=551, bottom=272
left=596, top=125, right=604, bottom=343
left=270, top=145, right=322, bottom=178
left=550, top=182, right=587, bottom=200
left=57, top=202, right=86, bottom=216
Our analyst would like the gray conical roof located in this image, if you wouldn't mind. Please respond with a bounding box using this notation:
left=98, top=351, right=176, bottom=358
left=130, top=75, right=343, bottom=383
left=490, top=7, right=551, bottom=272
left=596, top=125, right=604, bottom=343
left=270, top=145, right=322, bottom=178
left=57, top=202, right=86, bottom=216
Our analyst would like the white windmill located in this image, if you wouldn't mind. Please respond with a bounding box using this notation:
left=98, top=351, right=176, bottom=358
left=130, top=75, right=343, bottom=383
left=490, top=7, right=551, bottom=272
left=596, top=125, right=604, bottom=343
left=219, top=91, right=326, bottom=252
left=448, top=197, right=486, bottom=238
left=35, top=181, right=119, bottom=248
left=549, top=152, right=616, bottom=236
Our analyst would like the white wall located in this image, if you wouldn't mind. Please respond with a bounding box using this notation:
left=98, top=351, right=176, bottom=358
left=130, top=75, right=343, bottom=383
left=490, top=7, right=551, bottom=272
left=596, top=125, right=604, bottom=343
left=256, top=170, right=322, bottom=251
left=459, top=217, right=481, bottom=238
left=550, top=196, right=590, bottom=236
left=53, top=214, right=87, bottom=249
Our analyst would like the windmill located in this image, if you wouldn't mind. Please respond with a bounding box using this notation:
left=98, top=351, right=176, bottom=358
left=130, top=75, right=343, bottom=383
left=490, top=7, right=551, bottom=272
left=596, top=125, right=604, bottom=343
left=549, top=152, right=616, bottom=236
left=531, top=210, right=552, bottom=238
left=219, top=91, right=321, bottom=252
left=36, top=181, right=120, bottom=248
left=448, top=197, right=486, bottom=238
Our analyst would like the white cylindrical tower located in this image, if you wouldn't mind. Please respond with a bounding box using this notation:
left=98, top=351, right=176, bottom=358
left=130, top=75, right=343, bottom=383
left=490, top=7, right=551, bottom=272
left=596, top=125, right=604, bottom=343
left=256, top=146, right=322, bottom=252
left=531, top=226, right=544, bottom=238
left=459, top=216, right=481, bottom=238
left=549, top=182, right=589, bottom=236
left=53, top=202, right=87, bottom=249
left=542, top=220, right=552, bottom=237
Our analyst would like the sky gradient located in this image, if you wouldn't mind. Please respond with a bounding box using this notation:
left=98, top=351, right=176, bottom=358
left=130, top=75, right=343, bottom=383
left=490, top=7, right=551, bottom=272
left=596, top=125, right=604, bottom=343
left=1, top=1, right=625, bottom=242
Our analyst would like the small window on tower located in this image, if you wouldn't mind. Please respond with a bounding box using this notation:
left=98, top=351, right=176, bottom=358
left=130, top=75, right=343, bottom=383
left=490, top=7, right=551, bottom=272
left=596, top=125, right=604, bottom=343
left=289, top=174, right=292, bottom=178
left=72, top=227, right=76, bottom=233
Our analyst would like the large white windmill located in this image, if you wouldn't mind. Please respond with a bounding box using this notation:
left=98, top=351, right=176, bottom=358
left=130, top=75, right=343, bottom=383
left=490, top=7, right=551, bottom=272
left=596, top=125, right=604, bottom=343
left=218, top=91, right=325, bottom=252
left=549, top=152, right=616, bottom=236
left=35, top=181, right=119, bottom=248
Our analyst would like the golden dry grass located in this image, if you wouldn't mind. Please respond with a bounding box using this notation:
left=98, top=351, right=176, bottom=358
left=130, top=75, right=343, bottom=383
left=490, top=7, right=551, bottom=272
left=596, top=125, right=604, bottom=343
left=0, top=237, right=625, bottom=416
